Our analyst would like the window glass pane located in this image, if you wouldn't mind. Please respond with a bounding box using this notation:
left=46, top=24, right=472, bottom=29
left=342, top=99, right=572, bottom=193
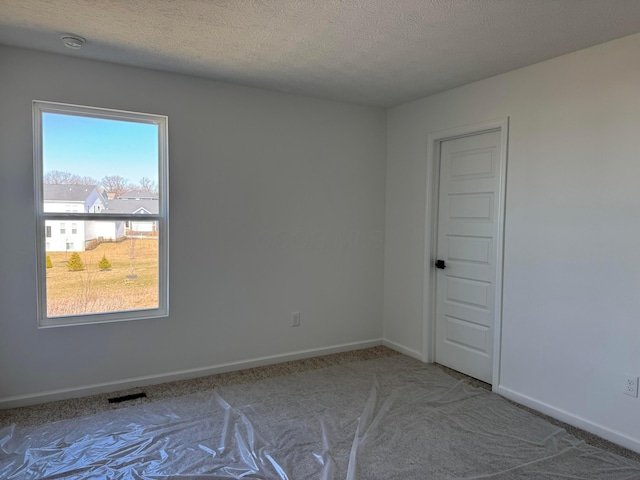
left=42, top=113, right=159, bottom=208
left=44, top=220, right=159, bottom=317
left=36, top=101, right=167, bottom=326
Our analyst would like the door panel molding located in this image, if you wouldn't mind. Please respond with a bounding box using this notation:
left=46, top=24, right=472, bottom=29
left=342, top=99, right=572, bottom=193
left=423, top=118, right=508, bottom=391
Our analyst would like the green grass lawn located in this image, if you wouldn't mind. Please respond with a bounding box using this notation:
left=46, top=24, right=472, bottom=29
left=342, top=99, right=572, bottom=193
left=46, top=238, right=159, bottom=317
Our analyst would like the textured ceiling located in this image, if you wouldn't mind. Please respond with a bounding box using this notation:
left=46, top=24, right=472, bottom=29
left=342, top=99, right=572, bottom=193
left=1, top=0, right=640, bottom=107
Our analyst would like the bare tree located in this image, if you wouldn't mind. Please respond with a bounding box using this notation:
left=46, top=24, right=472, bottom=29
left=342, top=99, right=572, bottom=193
left=44, top=170, right=75, bottom=184
left=76, top=254, right=99, bottom=313
left=138, top=177, right=158, bottom=194
left=44, top=170, right=97, bottom=185
left=78, top=175, right=97, bottom=184
left=101, top=175, right=132, bottom=198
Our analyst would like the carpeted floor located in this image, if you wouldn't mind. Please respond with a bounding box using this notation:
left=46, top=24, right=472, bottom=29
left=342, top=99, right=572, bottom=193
left=0, top=346, right=399, bottom=429
left=1, top=346, right=639, bottom=479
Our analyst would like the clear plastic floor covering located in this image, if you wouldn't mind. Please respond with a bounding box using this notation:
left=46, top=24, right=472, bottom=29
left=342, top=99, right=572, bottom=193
left=1, top=356, right=639, bottom=479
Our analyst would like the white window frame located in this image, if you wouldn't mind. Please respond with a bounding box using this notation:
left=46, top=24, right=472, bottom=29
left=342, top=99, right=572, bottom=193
left=33, top=100, right=169, bottom=328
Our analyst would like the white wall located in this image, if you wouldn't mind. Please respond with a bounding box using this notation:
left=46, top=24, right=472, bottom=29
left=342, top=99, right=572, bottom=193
left=384, top=33, right=640, bottom=451
left=44, top=220, right=84, bottom=252
left=0, top=46, right=386, bottom=405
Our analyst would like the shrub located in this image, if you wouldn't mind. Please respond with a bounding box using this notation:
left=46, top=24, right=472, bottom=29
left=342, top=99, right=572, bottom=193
left=66, top=252, right=85, bottom=271
left=98, top=255, right=112, bottom=271
left=46, top=255, right=53, bottom=269
left=86, top=239, right=101, bottom=250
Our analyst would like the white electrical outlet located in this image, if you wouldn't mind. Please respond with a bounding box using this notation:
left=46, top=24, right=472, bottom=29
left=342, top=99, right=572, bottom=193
left=291, top=312, right=301, bottom=327
left=624, top=375, right=639, bottom=397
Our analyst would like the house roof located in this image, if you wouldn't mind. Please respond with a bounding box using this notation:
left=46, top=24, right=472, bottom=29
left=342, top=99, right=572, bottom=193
left=104, top=198, right=159, bottom=215
left=118, top=190, right=159, bottom=200
left=43, top=184, right=97, bottom=202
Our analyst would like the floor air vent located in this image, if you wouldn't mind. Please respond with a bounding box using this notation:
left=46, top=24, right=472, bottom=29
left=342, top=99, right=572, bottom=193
left=107, top=392, right=147, bottom=403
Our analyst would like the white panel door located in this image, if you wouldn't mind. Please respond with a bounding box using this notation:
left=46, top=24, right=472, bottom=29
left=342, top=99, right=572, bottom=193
left=435, top=130, right=502, bottom=383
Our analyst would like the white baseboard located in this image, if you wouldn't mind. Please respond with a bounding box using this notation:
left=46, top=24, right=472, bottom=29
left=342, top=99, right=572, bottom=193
left=0, top=339, right=383, bottom=409
left=382, top=339, right=423, bottom=361
left=498, top=385, right=640, bottom=454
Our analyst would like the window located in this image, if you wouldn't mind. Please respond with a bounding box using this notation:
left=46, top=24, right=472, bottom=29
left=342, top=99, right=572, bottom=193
left=34, top=101, right=168, bottom=327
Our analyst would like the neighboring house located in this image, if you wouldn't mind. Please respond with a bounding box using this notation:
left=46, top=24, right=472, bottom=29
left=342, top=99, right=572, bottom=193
left=105, top=190, right=159, bottom=235
left=43, top=185, right=158, bottom=251
left=43, top=184, right=106, bottom=252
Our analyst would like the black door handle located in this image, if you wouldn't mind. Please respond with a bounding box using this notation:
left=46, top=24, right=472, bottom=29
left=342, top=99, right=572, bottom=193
left=435, top=259, right=446, bottom=269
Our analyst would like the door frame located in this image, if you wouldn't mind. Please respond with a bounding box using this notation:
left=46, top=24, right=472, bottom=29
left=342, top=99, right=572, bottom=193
left=422, top=117, right=509, bottom=392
